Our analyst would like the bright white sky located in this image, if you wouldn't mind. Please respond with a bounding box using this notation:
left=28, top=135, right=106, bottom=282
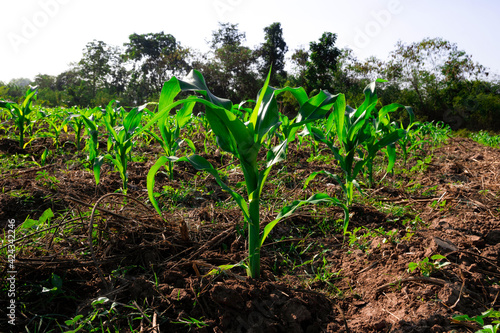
left=1, top=0, right=499, bottom=83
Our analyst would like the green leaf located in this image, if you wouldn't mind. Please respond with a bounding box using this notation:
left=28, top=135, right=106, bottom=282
left=254, top=140, right=288, bottom=200
left=372, top=129, right=406, bottom=153
left=179, top=69, right=232, bottom=110
left=377, top=103, right=402, bottom=127
left=93, top=155, right=104, bottom=185
left=294, top=90, right=339, bottom=126
left=204, top=105, right=239, bottom=155
left=266, top=140, right=287, bottom=169
left=261, top=193, right=348, bottom=246
left=205, top=263, right=244, bottom=276
left=254, top=85, right=280, bottom=143
left=274, top=86, right=309, bottom=106
left=303, top=170, right=347, bottom=195
left=385, top=143, right=397, bottom=172
left=346, top=110, right=368, bottom=143
left=332, top=94, right=347, bottom=143
left=408, top=262, right=418, bottom=273
left=430, top=254, right=447, bottom=261
left=250, top=67, right=272, bottom=129
left=184, top=138, right=196, bottom=152
left=51, top=273, right=63, bottom=290
left=39, top=208, right=54, bottom=224
left=21, top=218, right=38, bottom=230
left=159, top=76, right=181, bottom=113
left=176, top=99, right=195, bottom=128
left=179, top=155, right=250, bottom=221
left=358, top=79, right=386, bottom=116
left=147, top=156, right=176, bottom=216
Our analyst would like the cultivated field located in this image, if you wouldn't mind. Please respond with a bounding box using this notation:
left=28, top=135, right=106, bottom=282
left=1, top=76, right=500, bottom=332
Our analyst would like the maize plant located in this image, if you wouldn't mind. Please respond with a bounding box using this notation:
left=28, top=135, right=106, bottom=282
left=363, top=98, right=413, bottom=187
left=305, top=80, right=409, bottom=231
left=145, top=89, right=196, bottom=180
left=36, top=109, right=68, bottom=150
left=66, top=107, right=92, bottom=151
left=0, top=86, right=38, bottom=148
left=81, top=110, right=102, bottom=187
left=145, top=69, right=347, bottom=278
left=396, top=112, right=428, bottom=166
left=103, top=104, right=144, bottom=194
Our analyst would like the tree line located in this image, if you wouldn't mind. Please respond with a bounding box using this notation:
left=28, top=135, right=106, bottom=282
left=1, top=22, right=499, bottom=131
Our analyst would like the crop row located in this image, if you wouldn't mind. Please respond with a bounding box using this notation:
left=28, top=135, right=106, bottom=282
left=0, top=70, right=452, bottom=278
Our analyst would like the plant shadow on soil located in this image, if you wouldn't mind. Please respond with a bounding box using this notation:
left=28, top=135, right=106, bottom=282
left=0, top=136, right=499, bottom=332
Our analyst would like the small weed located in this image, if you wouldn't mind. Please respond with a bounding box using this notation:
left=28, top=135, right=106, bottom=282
left=408, top=254, right=450, bottom=277
left=402, top=215, right=426, bottom=231
left=372, top=200, right=414, bottom=218
left=430, top=199, right=447, bottom=212
left=422, top=184, right=438, bottom=196
left=35, top=170, right=60, bottom=190
left=8, top=189, right=34, bottom=200
left=346, top=226, right=397, bottom=251
left=0, top=153, right=39, bottom=170
left=172, top=316, right=209, bottom=329
left=453, top=309, right=500, bottom=332
left=410, top=155, right=432, bottom=173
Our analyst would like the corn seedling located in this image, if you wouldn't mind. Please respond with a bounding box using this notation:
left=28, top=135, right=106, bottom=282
left=66, top=107, right=92, bottom=150
left=145, top=91, right=196, bottom=180
left=146, top=69, right=347, bottom=278
left=396, top=118, right=428, bottom=165
left=103, top=103, right=144, bottom=194
left=81, top=109, right=104, bottom=186
left=453, top=309, right=500, bottom=333
left=0, top=86, right=38, bottom=148
left=36, top=109, right=68, bottom=150
left=362, top=98, right=412, bottom=187
left=407, top=254, right=450, bottom=277
left=305, top=80, right=407, bottom=210
left=471, top=130, right=500, bottom=148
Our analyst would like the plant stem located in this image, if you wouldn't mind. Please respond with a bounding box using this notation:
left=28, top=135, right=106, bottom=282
left=19, top=121, right=24, bottom=148
left=168, top=160, right=174, bottom=180
left=247, top=196, right=261, bottom=278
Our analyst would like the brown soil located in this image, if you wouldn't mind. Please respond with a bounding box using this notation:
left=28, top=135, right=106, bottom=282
left=0, top=136, right=499, bottom=332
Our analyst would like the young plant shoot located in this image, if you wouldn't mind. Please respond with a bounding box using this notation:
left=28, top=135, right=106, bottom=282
left=145, top=69, right=347, bottom=278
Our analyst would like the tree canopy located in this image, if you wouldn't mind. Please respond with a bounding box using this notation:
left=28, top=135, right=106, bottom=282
left=1, top=25, right=498, bottom=130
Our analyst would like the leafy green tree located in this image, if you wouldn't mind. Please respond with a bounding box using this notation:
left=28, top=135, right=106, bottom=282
left=288, top=32, right=341, bottom=94
left=34, top=74, right=56, bottom=90
left=33, top=74, right=62, bottom=106
left=257, top=22, right=288, bottom=86
left=327, top=48, right=377, bottom=105
left=6, top=78, right=32, bottom=100
left=56, top=66, right=90, bottom=106
left=451, top=80, right=500, bottom=130
left=385, top=37, right=486, bottom=121
left=79, top=40, right=113, bottom=100
left=305, top=32, right=341, bottom=93
left=210, top=22, right=246, bottom=49
left=124, top=32, right=190, bottom=102
left=193, top=23, right=259, bottom=102
left=0, top=82, right=8, bottom=100
left=78, top=40, right=129, bottom=106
